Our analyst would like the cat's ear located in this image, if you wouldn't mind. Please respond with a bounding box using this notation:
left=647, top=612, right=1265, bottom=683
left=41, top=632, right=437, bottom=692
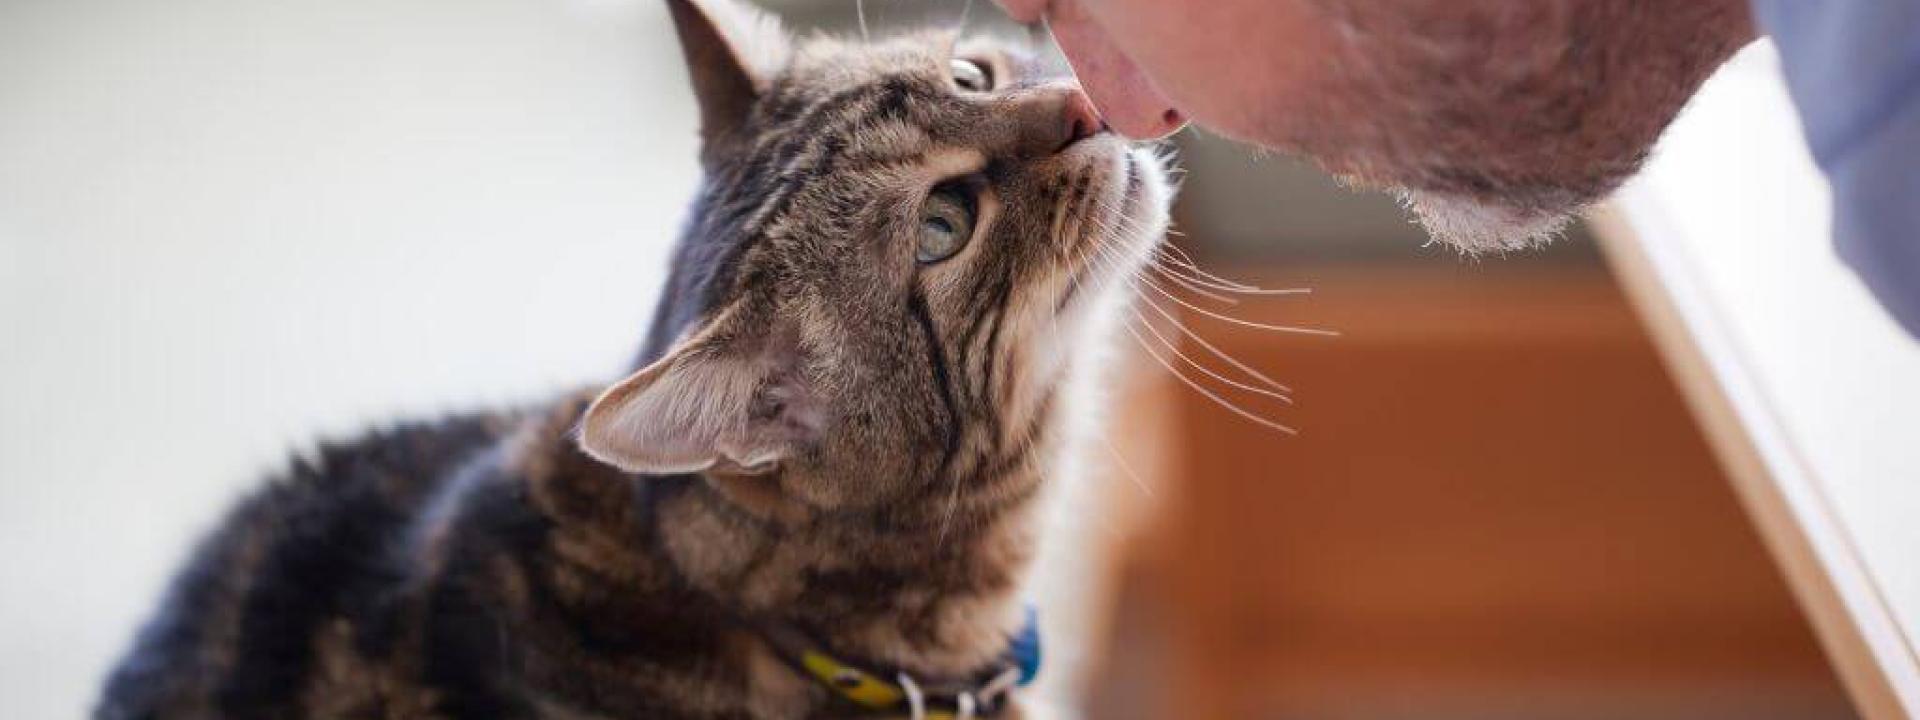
left=666, top=0, right=790, bottom=158
left=578, top=309, right=816, bottom=475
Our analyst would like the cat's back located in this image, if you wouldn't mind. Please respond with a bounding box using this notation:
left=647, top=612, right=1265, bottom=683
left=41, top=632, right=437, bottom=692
left=95, top=413, right=513, bottom=720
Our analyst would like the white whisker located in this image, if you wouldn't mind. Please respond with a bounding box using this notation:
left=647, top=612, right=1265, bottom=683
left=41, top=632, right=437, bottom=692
left=1128, top=311, right=1293, bottom=404
left=1065, top=163, right=1304, bottom=435
left=1137, top=273, right=1340, bottom=336
left=1126, top=320, right=1298, bottom=435
left=1152, top=267, right=1242, bottom=305
left=1154, top=244, right=1263, bottom=291
left=1099, top=435, right=1155, bottom=499
left=1132, top=285, right=1294, bottom=394
left=1149, top=259, right=1311, bottom=297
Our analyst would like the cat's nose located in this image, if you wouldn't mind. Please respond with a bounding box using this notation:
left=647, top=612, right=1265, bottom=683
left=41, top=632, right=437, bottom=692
left=1059, top=87, right=1107, bottom=151
left=1008, top=84, right=1110, bottom=157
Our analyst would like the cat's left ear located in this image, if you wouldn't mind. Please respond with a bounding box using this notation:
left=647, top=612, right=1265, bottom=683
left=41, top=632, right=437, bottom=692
left=577, top=308, right=817, bottom=475
left=667, top=0, right=791, bottom=161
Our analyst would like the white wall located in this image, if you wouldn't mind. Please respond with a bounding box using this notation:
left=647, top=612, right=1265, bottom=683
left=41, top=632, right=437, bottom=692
left=0, top=1, right=694, bottom=715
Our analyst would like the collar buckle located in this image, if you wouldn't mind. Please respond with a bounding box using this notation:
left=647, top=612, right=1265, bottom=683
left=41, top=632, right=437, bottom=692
left=763, top=605, right=1042, bottom=719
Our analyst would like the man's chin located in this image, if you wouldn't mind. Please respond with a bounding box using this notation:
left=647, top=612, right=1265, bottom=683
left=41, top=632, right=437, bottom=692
left=1395, top=188, right=1575, bottom=255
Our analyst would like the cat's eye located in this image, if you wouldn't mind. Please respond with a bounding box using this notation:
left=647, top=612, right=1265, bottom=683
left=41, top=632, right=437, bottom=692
left=916, top=186, right=976, bottom=264
left=950, top=58, right=991, bottom=92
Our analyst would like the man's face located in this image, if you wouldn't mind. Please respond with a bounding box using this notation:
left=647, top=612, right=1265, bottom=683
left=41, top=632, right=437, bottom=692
left=1004, top=0, right=1756, bottom=251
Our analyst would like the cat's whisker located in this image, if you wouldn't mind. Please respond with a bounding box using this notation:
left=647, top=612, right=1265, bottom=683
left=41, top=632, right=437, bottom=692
left=1152, top=261, right=1254, bottom=295
left=1130, top=282, right=1295, bottom=394
left=1152, top=238, right=1212, bottom=272
left=1154, top=243, right=1264, bottom=291
left=1077, top=205, right=1151, bottom=300
left=1128, top=308, right=1293, bottom=404
left=1072, top=177, right=1302, bottom=429
left=1148, top=259, right=1311, bottom=297
left=1098, top=435, right=1155, bottom=500
left=1156, top=252, right=1265, bottom=296
left=1136, top=272, right=1339, bottom=336
left=1124, top=319, right=1298, bottom=435
left=1130, top=284, right=1300, bottom=397
left=1084, top=203, right=1232, bottom=314
left=856, top=0, right=872, bottom=43
left=1153, top=267, right=1243, bottom=305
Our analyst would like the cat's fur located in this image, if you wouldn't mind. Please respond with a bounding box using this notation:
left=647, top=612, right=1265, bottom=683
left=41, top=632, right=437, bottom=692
left=95, top=0, right=1170, bottom=717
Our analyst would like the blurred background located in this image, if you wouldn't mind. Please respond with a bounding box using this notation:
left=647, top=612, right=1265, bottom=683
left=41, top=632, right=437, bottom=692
left=0, top=0, right=1853, bottom=718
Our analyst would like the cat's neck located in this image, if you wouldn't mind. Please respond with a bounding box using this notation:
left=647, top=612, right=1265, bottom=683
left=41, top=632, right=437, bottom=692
left=654, top=469, right=1044, bottom=677
left=509, top=390, right=1056, bottom=680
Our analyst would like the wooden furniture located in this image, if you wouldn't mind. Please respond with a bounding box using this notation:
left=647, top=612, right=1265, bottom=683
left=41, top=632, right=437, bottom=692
left=1086, top=263, right=1853, bottom=719
left=1593, top=43, right=1920, bottom=720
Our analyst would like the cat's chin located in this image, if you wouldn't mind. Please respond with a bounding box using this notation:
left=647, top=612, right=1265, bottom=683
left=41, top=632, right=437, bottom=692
left=1090, top=141, right=1173, bottom=281
left=1048, top=139, right=1172, bottom=333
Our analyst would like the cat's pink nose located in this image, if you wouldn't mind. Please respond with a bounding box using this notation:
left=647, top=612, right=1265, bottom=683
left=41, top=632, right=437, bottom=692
left=1060, top=87, right=1108, bottom=151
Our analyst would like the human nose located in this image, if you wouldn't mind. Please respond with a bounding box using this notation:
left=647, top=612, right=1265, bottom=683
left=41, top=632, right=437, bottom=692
left=1045, top=4, right=1186, bottom=140
left=994, top=0, right=1048, bottom=24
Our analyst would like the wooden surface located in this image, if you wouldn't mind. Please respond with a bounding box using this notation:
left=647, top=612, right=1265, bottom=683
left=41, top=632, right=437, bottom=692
left=1594, top=43, right=1920, bottom=719
left=1087, top=263, right=1852, bottom=719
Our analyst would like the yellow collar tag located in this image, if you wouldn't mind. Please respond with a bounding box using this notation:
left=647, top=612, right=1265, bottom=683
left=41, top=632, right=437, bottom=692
left=800, top=650, right=905, bottom=708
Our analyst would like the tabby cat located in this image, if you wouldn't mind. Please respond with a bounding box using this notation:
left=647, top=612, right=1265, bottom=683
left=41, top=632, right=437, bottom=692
left=96, top=0, right=1170, bottom=717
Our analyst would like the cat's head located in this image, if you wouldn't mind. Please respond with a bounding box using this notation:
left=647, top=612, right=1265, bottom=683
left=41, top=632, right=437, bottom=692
left=579, top=0, right=1170, bottom=512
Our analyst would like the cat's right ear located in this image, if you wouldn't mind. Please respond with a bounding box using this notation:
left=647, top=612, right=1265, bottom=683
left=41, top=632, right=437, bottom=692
left=577, top=306, right=818, bottom=476
left=666, top=0, right=789, bottom=160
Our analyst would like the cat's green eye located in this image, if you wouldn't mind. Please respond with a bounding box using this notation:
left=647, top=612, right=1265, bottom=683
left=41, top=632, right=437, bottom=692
left=916, top=188, right=975, bottom=264
left=950, top=58, right=991, bottom=92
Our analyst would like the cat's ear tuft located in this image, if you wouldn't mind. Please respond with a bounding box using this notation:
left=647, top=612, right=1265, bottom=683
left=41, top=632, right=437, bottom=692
left=666, top=0, right=790, bottom=158
left=578, top=312, right=817, bottom=476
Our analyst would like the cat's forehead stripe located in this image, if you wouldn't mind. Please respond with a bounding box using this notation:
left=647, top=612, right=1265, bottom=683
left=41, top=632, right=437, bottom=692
left=910, top=147, right=987, bottom=183
left=717, top=79, right=924, bottom=268
left=843, top=121, right=932, bottom=164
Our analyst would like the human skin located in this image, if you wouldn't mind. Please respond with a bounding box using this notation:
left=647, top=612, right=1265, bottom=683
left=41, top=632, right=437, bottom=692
left=998, top=0, right=1760, bottom=250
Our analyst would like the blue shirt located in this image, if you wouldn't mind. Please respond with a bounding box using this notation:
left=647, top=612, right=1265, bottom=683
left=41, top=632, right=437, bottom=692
left=1753, top=0, right=1920, bottom=338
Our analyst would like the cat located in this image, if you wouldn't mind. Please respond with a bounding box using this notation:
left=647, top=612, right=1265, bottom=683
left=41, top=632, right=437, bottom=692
left=94, top=0, right=1170, bottom=717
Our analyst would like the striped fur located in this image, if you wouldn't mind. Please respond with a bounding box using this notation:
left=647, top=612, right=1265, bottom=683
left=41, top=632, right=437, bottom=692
left=96, top=1, right=1170, bottom=717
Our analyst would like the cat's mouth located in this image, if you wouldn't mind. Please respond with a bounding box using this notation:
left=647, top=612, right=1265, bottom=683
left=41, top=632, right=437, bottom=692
left=1052, top=137, right=1171, bottom=311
